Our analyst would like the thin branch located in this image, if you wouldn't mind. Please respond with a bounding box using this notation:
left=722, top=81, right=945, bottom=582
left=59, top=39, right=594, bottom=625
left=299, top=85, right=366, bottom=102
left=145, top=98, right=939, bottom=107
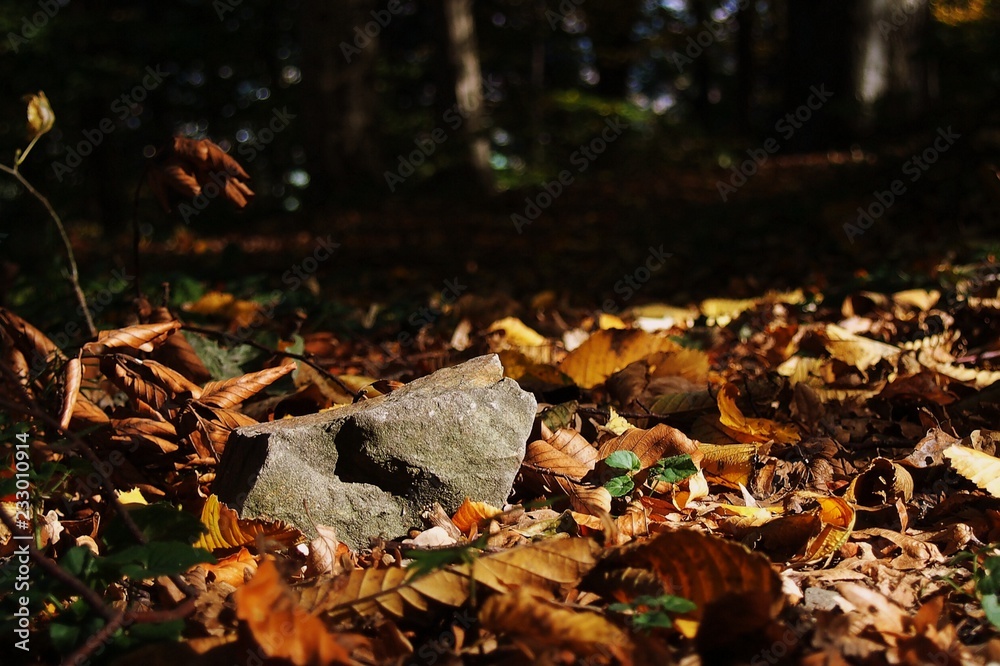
left=0, top=507, right=116, bottom=622
left=0, top=163, right=96, bottom=338
left=182, top=323, right=357, bottom=396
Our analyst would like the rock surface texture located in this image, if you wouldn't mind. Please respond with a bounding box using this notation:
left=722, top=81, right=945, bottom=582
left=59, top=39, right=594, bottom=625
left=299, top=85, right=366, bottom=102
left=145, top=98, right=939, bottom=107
left=213, top=354, right=536, bottom=549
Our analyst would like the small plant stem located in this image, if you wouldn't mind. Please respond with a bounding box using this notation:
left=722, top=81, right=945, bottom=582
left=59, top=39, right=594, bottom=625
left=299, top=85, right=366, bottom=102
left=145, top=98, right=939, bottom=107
left=0, top=162, right=96, bottom=338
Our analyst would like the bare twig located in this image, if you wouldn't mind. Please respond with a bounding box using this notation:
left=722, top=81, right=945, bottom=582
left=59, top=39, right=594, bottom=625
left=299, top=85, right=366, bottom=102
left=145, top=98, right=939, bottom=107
left=182, top=323, right=357, bottom=396
left=0, top=163, right=96, bottom=338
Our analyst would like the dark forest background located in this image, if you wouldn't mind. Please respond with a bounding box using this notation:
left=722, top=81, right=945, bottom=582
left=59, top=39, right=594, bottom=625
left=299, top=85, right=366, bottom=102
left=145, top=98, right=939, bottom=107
left=1, top=0, right=999, bottom=335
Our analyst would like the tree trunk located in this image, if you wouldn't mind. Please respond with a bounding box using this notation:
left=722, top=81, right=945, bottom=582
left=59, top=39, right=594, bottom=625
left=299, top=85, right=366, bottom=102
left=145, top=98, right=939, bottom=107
left=585, top=0, right=641, bottom=99
left=442, top=0, right=494, bottom=195
left=784, top=0, right=855, bottom=150
left=851, top=0, right=930, bottom=131
left=298, top=0, right=381, bottom=197
left=735, top=0, right=755, bottom=133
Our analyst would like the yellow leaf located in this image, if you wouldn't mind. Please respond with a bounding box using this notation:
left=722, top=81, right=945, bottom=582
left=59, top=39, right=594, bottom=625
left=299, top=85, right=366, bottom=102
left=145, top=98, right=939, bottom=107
left=943, top=446, right=1000, bottom=497
left=117, top=489, right=148, bottom=506
left=451, top=498, right=503, bottom=533
left=560, top=329, right=681, bottom=389
left=716, top=383, right=800, bottom=444
left=24, top=91, right=55, bottom=139
left=598, top=313, right=627, bottom=330
left=824, top=324, right=901, bottom=373
left=487, top=316, right=546, bottom=346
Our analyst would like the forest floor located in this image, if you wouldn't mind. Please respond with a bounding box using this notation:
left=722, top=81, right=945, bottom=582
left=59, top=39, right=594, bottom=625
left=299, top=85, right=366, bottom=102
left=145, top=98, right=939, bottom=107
left=6, top=151, right=1000, bottom=664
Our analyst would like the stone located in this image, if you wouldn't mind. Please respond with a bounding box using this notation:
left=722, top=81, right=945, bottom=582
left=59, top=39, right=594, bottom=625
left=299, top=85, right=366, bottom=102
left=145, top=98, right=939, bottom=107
left=213, top=354, right=536, bottom=549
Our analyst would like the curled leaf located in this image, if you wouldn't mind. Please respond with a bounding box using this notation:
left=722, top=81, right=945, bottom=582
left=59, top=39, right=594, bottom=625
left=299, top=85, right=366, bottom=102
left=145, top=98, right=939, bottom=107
left=24, top=91, right=55, bottom=139
left=148, top=137, right=254, bottom=213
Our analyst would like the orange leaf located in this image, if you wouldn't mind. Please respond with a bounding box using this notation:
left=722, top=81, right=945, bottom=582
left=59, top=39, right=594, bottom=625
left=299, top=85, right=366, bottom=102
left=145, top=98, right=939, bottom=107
left=560, top=329, right=682, bottom=389
left=235, top=560, right=360, bottom=666
left=716, top=383, right=799, bottom=444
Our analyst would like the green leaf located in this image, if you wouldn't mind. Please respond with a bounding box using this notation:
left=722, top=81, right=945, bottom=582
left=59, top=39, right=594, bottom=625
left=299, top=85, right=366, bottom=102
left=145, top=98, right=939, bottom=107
left=102, top=503, right=206, bottom=551
left=60, top=546, right=100, bottom=583
left=651, top=454, right=698, bottom=484
left=631, top=610, right=675, bottom=630
left=608, top=593, right=697, bottom=632
left=605, top=475, right=634, bottom=497
left=540, top=401, right=579, bottom=432
left=639, top=594, right=697, bottom=614
left=403, top=534, right=489, bottom=581
left=605, top=450, right=641, bottom=472
left=982, top=593, right=1000, bottom=631
left=100, top=542, right=214, bottom=579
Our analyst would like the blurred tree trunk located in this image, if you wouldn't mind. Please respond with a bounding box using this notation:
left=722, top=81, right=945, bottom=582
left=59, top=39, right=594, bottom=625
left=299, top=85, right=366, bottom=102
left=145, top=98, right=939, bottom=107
left=586, top=0, right=641, bottom=99
left=851, top=0, right=930, bottom=130
left=443, top=0, right=494, bottom=194
left=691, top=0, right=713, bottom=128
left=735, top=0, right=755, bottom=132
left=785, top=0, right=930, bottom=148
left=784, top=0, right=855, bottom=150
left=299, top=0, right=381, bottom=196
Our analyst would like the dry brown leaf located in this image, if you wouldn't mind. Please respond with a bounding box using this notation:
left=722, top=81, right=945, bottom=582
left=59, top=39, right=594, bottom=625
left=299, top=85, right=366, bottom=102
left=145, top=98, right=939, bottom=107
left=716, top=383, right=800, bottom=444
left=305, top=525, right=350, bottom=577
left=560, top=329, right=682, bottom=389
left=584, top=528, right=784, bottom=641
left=943, top=445, right=1000, bottom=497
left=182, top=291, right=264, bottom=331
left=0, top=307, right=66, bottom=366
left=479, top=588, right=633, bottom=660
left=235, top=559, right=360, bottom=666
left=82, top=321, right=181, bottom=355
left=451, top=498, right=503, bottom=533
left=100, top=355, right=171, bottom=413
left=200, top=363, right=294, bottom=409
left=201, top=546, right=257, bottom=587
left=110, top=417, right=179, bottom=453
left=844, top=457, right=914, bottom=506
left=70, top=395, right=110, bottom=427
left=149, top=137, right=254, bottom=213
left=59, top=355, right=82, bottom=431
left=597, top=423, right=702, bottom=469
left=137, top=301, right=213, bottom=384
left=524, top=439, right=593, bottom=481
left=699, top=443, right=759, bottom=486
left=194, top=495, right=301, bottom=552
left=306, top=537, right=601, bottom=622
left=790, top=496, right=856, bottom=565
left=824, top=324, right=901, bottom=373
left=24, top=91, right=55, bottom=139
left=180, top=403, right=258, bottom=459
left=905, top=427, right=961, bottom=468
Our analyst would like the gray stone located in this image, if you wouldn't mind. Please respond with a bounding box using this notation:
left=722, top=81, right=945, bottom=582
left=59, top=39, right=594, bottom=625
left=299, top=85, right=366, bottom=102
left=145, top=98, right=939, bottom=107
left=213, top=354, right=536, bottom=549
